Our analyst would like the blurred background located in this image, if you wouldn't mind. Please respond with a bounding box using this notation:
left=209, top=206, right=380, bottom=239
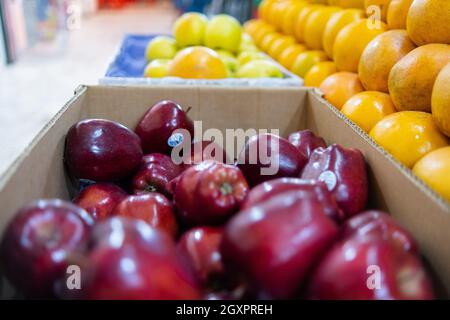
left=0, top=0, right=260, bottom=174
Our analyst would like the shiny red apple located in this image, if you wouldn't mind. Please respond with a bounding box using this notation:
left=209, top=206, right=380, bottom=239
left=177, top=226, right=224, bottom=286
left=0, top=199, right=92, bottom=298
left=288, top=130, right=327, bottom=159
left=68, top=217, right=201, bottom=300
left=306, top=238, right=434, bottom=300
left=241, top=177, right=344, bottom=222
left=221, top=191, right=338, bottom=299
left=135, top=100, right=194, bottom=155
left=301, top=144, right=368, bottom=218
left=65, top=119, right=143, bottom=182
left=131, top=153, right=183, bottom=197
left=73, top=183, right=127, bottom=221
left=237, top=133, right=308, bottom=187
left=172, top=161, right=249, bottom=226
left=340, top=210, right=417, bottom=254
left=113, top=193, right=178, bottom=238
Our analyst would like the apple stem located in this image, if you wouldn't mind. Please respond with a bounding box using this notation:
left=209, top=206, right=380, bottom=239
left=145, top=185, right=157, bottom=193
left=185, top=106, right=192, bottom=115
left=220, top=183, right=233, bottom=196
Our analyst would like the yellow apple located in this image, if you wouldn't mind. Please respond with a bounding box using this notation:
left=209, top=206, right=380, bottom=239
left=241, top=33, right=254, bottom=46
left=236, top=60, right=283, bottom=78
left=144, top=59, right=171, bottom=78
left=145, top=36, right=177, bottom=61
left=205, top=14, right=242, bottom=53
left=173, top=12, right=208, bottom=47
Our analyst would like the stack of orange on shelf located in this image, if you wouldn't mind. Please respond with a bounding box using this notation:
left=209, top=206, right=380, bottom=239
left=246, top=0, right=450, bottom=203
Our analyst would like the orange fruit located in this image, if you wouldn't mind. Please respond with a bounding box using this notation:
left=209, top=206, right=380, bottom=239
left=319, top=72, right=364, bottom=109
left=370, top=111, right=449, bottom=168
left=268, top=36, right=297, bottom=59
left=281, top=1, right=308, bottom=35
left=386, top=0, right=413, bottom=29
left=260, top=32, right=281, bottom=52
left=303, top=6, right=341, bottom=50
left=243, top=19, right=260, bottom=36
left=388, top=44, right=450, bottom=113
left=322, top=9, right=365, bottom=58
left=341, top=91, right=396, bottom=132
left=291, top=50, right=328, bottom=78
left=407, top=0, right=450, bottom=46
left=413, top=146, right=450, bottom=203
left=254, top=24, right=276, bottom=46
left=294, top=4, right=323, bottom=43
left=268, top=0, right=291, bottom=29
left=168, top=46, right=228, bottom=79
left=364, top=0, right=391, bottom=22
left=333, top=19, right=388, bottom=72
left=432, top=63, right=450, bottom=138
left=358, top=30, right=416, bottom=93
left=258, top=0, right=272, bottom=21
left=262, top=0, right=277, bottom=23
left=328, top=0, right=364, bottom=8
left=304, top=61, right=337, bottom=87
left=277, top=44, right=307, bottom=70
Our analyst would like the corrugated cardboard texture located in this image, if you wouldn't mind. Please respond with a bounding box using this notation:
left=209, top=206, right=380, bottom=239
left=0, top=85, right=449, bottom=298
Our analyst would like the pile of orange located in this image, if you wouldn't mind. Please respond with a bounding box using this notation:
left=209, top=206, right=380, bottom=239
left=248, top=0, right=450, bottom=202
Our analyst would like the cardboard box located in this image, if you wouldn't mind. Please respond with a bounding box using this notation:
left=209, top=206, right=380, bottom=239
left=0, top=85, right=449, bottom=298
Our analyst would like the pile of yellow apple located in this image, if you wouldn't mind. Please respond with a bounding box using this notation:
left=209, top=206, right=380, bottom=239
left=247, top=0, right=450, bottom=203
left=144, top=13, right=285, bottom=79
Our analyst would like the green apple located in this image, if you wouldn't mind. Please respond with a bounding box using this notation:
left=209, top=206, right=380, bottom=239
left=204, top=14, right=242, bottom=53
left=144, top=59, right=171, bottom=78
left=146, top=36, right=177, bottom=61
left=236, top=60, right=284, bottom=78
left=173, top=12, right=208, bottom=47
left=216, top=49, right=239, bottom=75
left=237, top=51, right=267, bottom=67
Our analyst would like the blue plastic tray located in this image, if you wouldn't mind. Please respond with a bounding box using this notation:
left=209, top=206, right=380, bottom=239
left=105, top=34, right=161, bottom=78
left=102, top=34, right=303, bottom=87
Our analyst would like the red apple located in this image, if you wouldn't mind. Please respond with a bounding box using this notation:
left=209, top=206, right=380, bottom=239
left=172, top=161, right=249, bottom=226
left=340, top=210, right=417, bottom=254
left=135, top=100, right=194, bottom=155
left=301, top=144, right=368, bottom=218
left=177, top=227, right=224, bottom=287
left=113, top=193, right=178, bottom=238
left=221, top=191, right=338, bottom=299
left=0, top=199, right=92, bottom=298
left=69, top=217, right=201, bottom=300
left=183, top=140, right=229, bottom=169
left=131, top=153, right=183, bottom=196
left=288, top=130, right=327, bottom=159
left=65, top=119, right=143, bottom=182
left=237, top=133, right=308, bottom=187
left=241, top=177, right=344, bottom=222
left=306, top=238, right=434, bottom=300
left=73, top=183, right=127, bottom=221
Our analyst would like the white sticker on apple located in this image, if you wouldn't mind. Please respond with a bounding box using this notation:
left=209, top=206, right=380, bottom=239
left=168, top=133, right=184, bottom=148
left=318, top=170, right=337, bottom=191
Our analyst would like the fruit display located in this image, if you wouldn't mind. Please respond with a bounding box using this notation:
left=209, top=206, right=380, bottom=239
left=0, top=98, right=437, bottom=300
left=142, top=12, right=288, bottom=79
left=248, top=0, right=450, bottom=203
